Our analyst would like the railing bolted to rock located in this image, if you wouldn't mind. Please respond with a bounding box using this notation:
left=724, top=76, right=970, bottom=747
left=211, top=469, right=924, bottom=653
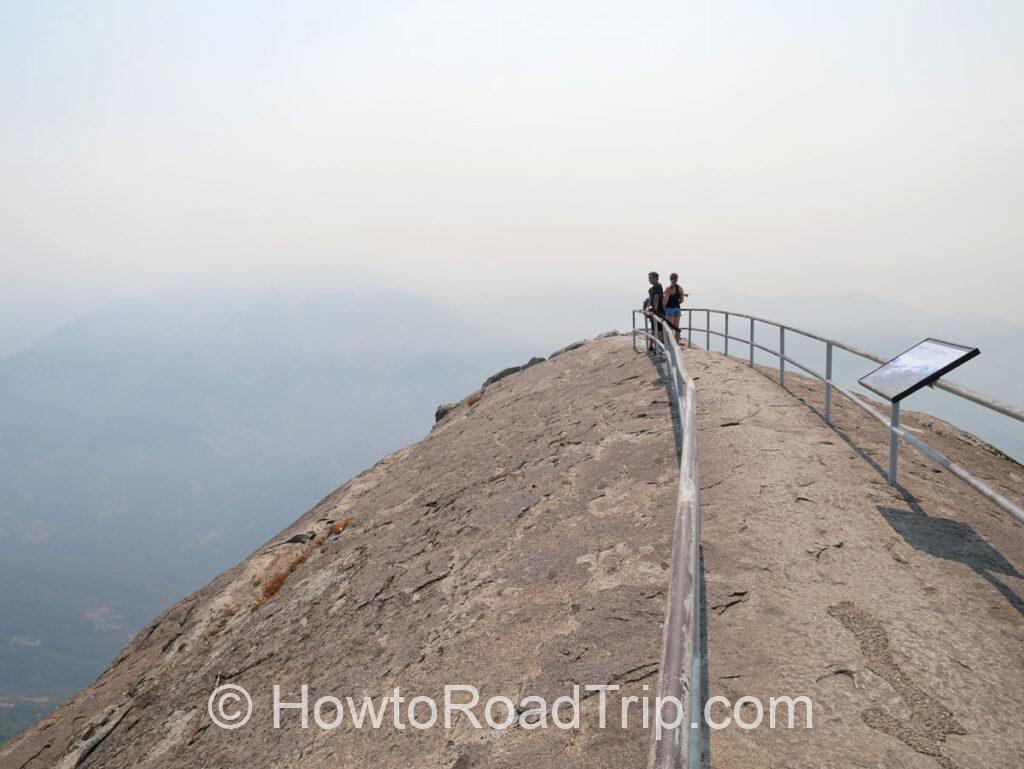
left=631, top=306, right=1024, bottom=769
left=632, top=312, right=702, bottom=769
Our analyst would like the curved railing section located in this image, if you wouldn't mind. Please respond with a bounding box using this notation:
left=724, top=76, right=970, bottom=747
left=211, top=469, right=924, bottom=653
left=631, top=311, right=702, bottom=769
left=681, top=308, right=1024, bottom=424
left=631, top=305, right=1023, bottom=769
left=675, top=307, right=1023, bottom=524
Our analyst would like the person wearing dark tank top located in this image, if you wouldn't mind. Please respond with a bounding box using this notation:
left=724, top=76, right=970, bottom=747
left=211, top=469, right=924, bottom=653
left=664, top=273, right=686, bottom=344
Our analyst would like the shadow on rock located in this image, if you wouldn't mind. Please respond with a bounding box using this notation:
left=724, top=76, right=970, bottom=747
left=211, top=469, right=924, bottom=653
left=878, top=505, right=1024, bottom=616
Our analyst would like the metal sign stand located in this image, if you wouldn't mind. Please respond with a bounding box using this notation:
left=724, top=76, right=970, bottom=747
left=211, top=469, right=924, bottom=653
left=889, top=401, right=900, bottom=486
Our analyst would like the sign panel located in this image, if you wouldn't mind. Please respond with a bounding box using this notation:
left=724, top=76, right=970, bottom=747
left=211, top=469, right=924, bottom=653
left=858, top=338, right=979, bottom=402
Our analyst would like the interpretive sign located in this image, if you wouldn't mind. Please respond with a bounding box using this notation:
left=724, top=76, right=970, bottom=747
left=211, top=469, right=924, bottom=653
left=858, top=338, right=979, bottom=402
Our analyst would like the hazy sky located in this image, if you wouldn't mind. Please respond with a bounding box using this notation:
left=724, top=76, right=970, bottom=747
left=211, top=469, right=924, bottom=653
left=2, top=0, right=1022, bottom=354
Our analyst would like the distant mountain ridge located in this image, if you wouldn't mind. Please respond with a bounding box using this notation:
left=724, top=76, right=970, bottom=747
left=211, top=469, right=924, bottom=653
left=0, top=290, right=535, bottom=742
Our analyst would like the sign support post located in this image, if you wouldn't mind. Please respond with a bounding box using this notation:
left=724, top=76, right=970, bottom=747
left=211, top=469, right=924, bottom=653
left=889, top=401, right=900, bottom=486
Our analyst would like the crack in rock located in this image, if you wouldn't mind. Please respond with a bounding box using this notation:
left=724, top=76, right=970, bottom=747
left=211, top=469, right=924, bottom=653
left=711, top=590, right=749, bottom=615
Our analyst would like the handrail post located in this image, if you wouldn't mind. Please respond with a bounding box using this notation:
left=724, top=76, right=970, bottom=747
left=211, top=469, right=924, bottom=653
left=889, top=401, right=900, bottom=486
left=632, top=310, right=638, bottom=353
left=705, top=309, right=711, bottom=351
left=687, top=309, right=692, bottom=346
left=779, top=327, right=786, bottom=387
left=724, top=313, right=730, bottom=357
left=824, top=342, right=833, bottom=423
left=749, top=317, right=754, bottom=367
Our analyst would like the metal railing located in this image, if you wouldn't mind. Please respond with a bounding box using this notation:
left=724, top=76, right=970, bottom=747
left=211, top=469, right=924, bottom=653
left=676, top=308, right=1024, bottom=524
left=631, top=310, right=702, bottom=769
left=630, top=305, right=1024, bottom=769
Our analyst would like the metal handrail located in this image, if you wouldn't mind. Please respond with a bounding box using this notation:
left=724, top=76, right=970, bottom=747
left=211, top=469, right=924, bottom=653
left=680, top=307, right=1024, bottom=524
left=631, top=310, right=702, bottom=769
left=684, top=308, right=1024, bottom=424
left=628, top=304, right=1024, bottom=769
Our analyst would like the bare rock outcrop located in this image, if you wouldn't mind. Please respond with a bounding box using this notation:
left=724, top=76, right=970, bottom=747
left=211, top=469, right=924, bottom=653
left=692, top=347, right=1024, bottom=769
left=4, top=336, right=1023, bottom=769
left=2, top=336, right=678, bottom=769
